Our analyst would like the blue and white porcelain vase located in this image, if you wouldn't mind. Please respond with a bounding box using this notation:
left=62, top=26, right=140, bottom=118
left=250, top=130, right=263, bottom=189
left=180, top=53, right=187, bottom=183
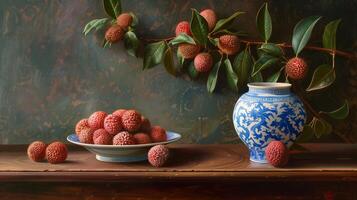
left=232, top=83, right=306, bottom=163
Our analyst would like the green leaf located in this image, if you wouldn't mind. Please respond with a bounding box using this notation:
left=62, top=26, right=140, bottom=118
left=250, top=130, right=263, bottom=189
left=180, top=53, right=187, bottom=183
left=259, top=43, right=283, bottom=57
left=224, top=58, right=239, bottom=91
left=169, top=33, right=196, bottom=46
left=233, top=49, right=253, bottom=87
left=124, top=31, right=139, bottom=57
left=207, top=60, right=222, bottom=93
left=322, top=19, right=341, bottom=50
left=251, top=55, right=279, bottom=77
left=103, top=0, right=122, bottom=19
left=190, top=9, right=209, bottom=46
left=256, top=3, right=272, bottom=42
left=163, top=47, right=176, bottom=76
left=212, top=11, right=245, bottom=33
left=306, top=64, right=335, bottom=92
left=129, top=12, right=139, bottom=27
left=143, top=41, right=167, bottom=69
left=322, top=100, right=349, bottom=120
left=187, top=61, right=199, bottom=79
left=102, top=40, right=111, bottom=48
left=267, top=67, right=284, bottom=82
left=296, top=125, right=315, bottom=142
left=251, top=72, right=263, bottom=82
left=292, top=16, right=321, bottom=56
left=310, top=117, right=332, bottom=138
left=83, top=18, right=110, bottom=36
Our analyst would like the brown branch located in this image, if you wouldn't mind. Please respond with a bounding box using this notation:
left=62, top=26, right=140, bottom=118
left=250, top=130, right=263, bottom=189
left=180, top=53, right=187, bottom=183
left=240, top=39, right=357, bottom=61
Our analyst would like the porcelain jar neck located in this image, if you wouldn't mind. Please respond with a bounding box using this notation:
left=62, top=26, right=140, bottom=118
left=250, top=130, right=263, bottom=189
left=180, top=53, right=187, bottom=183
left=247, top=82, right=292, bottom=95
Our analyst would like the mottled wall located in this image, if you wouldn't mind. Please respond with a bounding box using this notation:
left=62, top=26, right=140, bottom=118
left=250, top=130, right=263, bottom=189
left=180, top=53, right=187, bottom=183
left=0, top=0, right=355, bottom=144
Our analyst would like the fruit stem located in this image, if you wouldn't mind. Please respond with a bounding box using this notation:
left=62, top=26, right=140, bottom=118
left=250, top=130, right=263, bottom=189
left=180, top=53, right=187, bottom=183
left=240, top=39, right=357, bottom=61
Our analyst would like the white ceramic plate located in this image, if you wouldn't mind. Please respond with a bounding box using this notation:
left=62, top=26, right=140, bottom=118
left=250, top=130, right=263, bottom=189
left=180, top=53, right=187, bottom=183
left=67, top=131, right=181, bottom=163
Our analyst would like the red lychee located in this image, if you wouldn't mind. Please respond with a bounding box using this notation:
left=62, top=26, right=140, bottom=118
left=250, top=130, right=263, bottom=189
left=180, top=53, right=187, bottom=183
left=285, top=57, right=308, bottom=80
left=133, top=133, right=152, bottom=144
left=175, top=21, right=191, bottom=36
left=78, top=128, right=94, bottom=144
left=148, top=145, right=169, bottom=167
left=93, top=129, right=112, bottom=145
left=117, top=13, right=133, bottom=30
left=200, top=9, right=217, bottom=31
left=149, top=126, right=167, bottom=143
left=88, top=111, right=107, bottom=130
left=46, top=142, right=68, bottom=164
left=265, top=141, right=289, bottom=167
left=178, top=43, right=201, bottom=59
left=104, top=114, right=122, bottom=135
left=113, top=109, right=127, bottom=119
left=194, top=52, right=213, bottom=72
left=218, top=35, right=240, bottom=55
left=113, top=131, right=136, bottom=145
left=27, top=141, right=47, bottom=162
left=75, top=119, right=90, bottom=136
left=140, top=116, right=152, bottom=133
left=121, top=110, right=142, bottom=132
left=105, top=25, right=125, bottom=43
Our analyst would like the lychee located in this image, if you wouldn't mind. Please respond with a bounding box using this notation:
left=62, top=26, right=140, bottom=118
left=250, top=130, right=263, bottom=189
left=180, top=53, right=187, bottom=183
left=178, top=43, right=201, bottom=59
left=218, top=35, right=240, bottom=55
left=104, top=114, right=122, bottom=135
left=113, top=131, right=136, bottom=145
left=46, top=142, right=68, bottom=164
left=140, top=116, right=152, bottom=133
left=27, top=141, right=47, bottom=162
left=285, top=57, right=308, bottom=80
left=88, top=111, right=107, bottom=130
left=200, top=9, right=217, bottom=31
left=93, top=129, right=112, bottom=145
left=265, top=141, right=289, bottom=167
left=121, top=110, right=142, bottom=132
left=105, top=25, right=125, bottom=43
left=113, top=109, right=127, bottom=119
left=78, top=128, right=94, bottom=144
left=148, top=145, right=169, bottom=167
left=133, top=133, right=152, bottom=144
left=194, top=52, right=213, bottom=72
left=175, top=21, right=191, bottom=36
left=117, top=13, right=133, bottom=30
left=75, top=119, right=90, bottom=136
left=149, top=126, right=167, bottom=143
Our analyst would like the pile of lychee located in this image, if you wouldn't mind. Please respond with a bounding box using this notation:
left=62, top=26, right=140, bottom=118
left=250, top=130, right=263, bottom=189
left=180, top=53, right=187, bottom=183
left=175, top=9, right=240, bottom=73
left=27, top=141, right=68, bottom=164
left=105, top=13, right=133, bottom=43
left=75, top=109, right=167, bottom=145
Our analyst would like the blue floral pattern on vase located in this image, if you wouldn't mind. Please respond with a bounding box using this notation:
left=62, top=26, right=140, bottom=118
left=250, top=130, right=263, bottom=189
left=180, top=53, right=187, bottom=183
left=232, top=83, right=306, bottom=163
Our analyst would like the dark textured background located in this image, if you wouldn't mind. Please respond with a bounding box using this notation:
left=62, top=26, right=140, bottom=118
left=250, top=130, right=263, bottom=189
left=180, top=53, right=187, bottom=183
left=0, top=0, right=356, bottom=144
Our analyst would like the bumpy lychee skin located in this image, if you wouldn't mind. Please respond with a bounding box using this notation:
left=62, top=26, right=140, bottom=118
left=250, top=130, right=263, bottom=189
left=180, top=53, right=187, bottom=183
left=178, top=44, right=201, bottom=59
left=200, top=9, right=217, bottom=31
left=175, top=21, right=192, bottom=36
left=150, top=126, right=167, bottom=143
left=265, top=141, right=289, bottom=167
left=113, top=131, right=136, bottom=145
left=104, top=114, right=122, bottom=135
left=105, top=25, right=125, bottom=43
left=88, top=111, right=107, bottom=130
left=113, top=109, right=127, bottom=119
left=140, top=116, right=152, bottom=133
left=78, top=128, right=94, bottom=144
left=122, top=110, right=142, bottom=132
left=27, top=141, right=47, bottom=162
left=148, top=145, right=170, bottom=167
left=194, top=52, right=213, bottom=72
left=218, top=35, right=240, bottom=55
left=116, top=13, right=133, bottom=30
left=75, top=119, right=90, bottom=136
left=46, top=142, right=68, bottom=164
left=285, top=57, right=308, bottom=80
left=93, top=129, right=112, bottom=145
left=133, top=133, right=152, bottom=144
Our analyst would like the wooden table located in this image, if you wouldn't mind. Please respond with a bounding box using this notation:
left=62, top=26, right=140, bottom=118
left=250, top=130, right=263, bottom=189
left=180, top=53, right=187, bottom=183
left=1, top=144, right=357, bottom=199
